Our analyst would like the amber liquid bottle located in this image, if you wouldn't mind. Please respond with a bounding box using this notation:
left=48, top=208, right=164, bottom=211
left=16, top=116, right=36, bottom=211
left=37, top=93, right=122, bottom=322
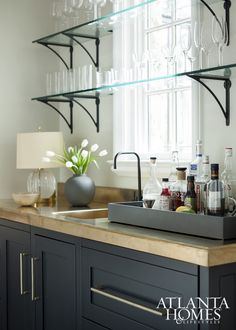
left=184, top=175, right=197, bottom=212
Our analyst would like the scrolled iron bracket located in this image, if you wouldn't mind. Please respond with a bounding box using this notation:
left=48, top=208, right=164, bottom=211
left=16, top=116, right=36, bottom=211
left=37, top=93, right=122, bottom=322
left=38, top=98, right=74, bottom=133
left=188, top=71, right=232, bottom=126
left=66, top=94, right=100, bottom=132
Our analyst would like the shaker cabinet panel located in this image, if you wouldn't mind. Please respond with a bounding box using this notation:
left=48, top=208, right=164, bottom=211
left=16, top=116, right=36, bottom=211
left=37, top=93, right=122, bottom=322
left=32, top=234, right=77, bottom=330
left=82, top=246, right=198, bottom=330
left=0, top=224, right=32, bottom=330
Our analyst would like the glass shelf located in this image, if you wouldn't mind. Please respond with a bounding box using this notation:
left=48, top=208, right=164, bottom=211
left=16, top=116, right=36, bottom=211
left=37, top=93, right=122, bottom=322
left=33, top=0, right=223, bottom=46
left=32, top=62, right=235, bottom=101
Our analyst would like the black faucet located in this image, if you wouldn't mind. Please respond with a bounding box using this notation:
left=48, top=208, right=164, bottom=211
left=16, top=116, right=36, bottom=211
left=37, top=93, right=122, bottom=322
left=113, top=152, right=142, bottom=201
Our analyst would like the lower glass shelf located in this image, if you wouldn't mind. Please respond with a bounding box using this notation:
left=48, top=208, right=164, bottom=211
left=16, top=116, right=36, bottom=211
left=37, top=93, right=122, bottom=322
left=32, top=62, right=235, bottom=100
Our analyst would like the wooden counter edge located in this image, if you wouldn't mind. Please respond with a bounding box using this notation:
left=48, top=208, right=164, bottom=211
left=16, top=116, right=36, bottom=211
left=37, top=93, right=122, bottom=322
left=1, top=207, right=236, bottom=267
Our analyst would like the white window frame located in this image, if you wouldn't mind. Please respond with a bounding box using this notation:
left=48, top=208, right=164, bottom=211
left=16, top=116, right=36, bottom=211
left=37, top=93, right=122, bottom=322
left=113, top=1, right=201, bottom=168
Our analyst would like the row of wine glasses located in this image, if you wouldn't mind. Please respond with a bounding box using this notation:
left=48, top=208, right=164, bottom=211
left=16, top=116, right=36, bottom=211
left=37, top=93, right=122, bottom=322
left=195, top=16, right=228, bottom=67
left=51, top=0, right=123, bottom=30
left=160, top=15, right=228, bottom=72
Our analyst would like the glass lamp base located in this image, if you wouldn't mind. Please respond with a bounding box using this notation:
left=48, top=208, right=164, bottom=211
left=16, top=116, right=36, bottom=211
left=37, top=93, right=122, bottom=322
left=27, top=168, right=56, bottom=204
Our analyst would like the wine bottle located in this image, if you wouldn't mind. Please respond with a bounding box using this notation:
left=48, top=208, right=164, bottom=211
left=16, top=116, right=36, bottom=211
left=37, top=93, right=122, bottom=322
left=206, top=164, right=225, bottom=216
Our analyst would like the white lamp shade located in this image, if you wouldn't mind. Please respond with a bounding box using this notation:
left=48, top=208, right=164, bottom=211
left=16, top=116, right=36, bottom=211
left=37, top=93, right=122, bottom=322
left=17, top=132, right=64, bottom=169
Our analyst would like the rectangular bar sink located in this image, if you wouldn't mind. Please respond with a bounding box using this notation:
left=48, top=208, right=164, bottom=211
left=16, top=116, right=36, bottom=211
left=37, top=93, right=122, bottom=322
left=52, top=208, right=108, bottom=220
left=108, top=202, right=236, bottom=240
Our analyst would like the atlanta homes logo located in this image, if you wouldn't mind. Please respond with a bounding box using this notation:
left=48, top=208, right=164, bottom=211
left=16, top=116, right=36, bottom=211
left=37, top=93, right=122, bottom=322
left=156, top=297, right=230, bottom=325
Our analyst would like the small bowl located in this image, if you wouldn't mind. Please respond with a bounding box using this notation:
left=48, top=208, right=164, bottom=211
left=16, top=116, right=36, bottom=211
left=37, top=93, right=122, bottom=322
left=12, top=193, right=39, bottom=207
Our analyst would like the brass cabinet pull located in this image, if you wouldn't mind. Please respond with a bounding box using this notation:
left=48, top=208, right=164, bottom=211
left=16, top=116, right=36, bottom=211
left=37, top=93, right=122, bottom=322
left=19, top=252, right=29, bottom=295
left=31, top=257, right=40, bottom=301
left=91, top=287, right=165, bottom=317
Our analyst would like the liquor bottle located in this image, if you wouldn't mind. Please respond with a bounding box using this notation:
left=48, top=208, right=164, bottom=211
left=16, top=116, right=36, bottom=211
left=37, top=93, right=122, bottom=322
left=195, top=155, right=210, bottom=213
left=184, top=176, right=197, bottom=212
left=143, top=157, right=162, bottom=208
left=221, top=148, right=233, bottom=212
left=169, top=167, right=187, bottom=211
left=206, top=164, right=225, bottom=216
left=190, top=140, right=203, bottom=180
left=158, top=178, right=171, bottom=211
left=168, top=150, right=179, bottom=191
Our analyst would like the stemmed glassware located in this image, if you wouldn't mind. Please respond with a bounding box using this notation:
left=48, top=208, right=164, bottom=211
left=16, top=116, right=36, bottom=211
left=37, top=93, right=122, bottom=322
left=180, top=23, right=192, bottom=72
left=89, top=0, right=106, bottom=19
left=212, top=16, right=228, bottom=66
left=201, top=22, right=213, bottom=68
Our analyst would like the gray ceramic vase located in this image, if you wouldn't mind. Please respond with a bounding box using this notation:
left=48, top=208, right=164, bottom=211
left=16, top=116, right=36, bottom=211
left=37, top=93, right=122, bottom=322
left=64, top=174, right=95, bottom=206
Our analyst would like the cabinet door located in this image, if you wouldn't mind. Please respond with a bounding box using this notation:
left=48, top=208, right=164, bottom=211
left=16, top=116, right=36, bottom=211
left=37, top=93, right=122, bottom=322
left=0, top=225, right=32, bottom=330
left=32, top=234, right=76, bottom=330
left=82, top=247, right=198, bottom=330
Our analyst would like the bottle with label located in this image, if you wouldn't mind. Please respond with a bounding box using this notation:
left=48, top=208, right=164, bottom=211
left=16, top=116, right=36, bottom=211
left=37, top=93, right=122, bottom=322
left=168, top=150, right=179, bottom=190
left=206, top=164, right=225, bottom=216
left=184, top=176, right=197, bottom=212
left=221, top=148, right=233, bottom=213
left=158, top=178, right=171, bottom=211
left=190, top=140, right=203, bottom=180
left=169, top=167, right=187, bottom=211
left=143, top=157, right=162, bottom=208
left=195, top=155, right=210, bottom=214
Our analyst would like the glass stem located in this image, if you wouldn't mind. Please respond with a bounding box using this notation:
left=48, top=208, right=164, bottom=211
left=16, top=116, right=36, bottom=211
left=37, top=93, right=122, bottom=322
left=218, top=44, right=223, bottom=66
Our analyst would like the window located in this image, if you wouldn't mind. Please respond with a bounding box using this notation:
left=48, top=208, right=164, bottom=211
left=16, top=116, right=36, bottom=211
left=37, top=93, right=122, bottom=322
left=113, top=0, right=199, bottom=162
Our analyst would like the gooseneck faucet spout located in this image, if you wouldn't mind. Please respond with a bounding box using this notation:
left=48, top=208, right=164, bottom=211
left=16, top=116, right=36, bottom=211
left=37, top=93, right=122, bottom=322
left=113, top=152, right=142, bottom=201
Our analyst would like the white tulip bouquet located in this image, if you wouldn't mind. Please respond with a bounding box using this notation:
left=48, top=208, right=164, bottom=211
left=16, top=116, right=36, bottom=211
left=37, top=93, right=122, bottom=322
left=43, top=139, right=108, bottom=175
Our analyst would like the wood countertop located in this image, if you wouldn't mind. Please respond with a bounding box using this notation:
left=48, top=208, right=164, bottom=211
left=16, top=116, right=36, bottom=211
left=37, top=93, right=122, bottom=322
left=1, top=199, right=236, bottom=267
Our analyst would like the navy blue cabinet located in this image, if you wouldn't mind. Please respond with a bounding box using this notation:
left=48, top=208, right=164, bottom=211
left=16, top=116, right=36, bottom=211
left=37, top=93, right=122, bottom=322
left=31, top=228, right=77, bottom=330
left=81, top=240, right=236, bottom=330
left=1, top=218, right=236, bottom=330
left=81, top=240, right=198, bottom=330
left=0, top=221, right=32, bottom=330
left=0, top=220, right=78, bottom=330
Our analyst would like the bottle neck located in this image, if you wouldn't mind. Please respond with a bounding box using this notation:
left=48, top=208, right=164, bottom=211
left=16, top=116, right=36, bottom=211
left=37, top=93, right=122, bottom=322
left=195, top=143, right=202, bottom=157
left=150, top=163, right=157, bottom=180
left=177, top=171, right=186, bottom=181
left=211, top=173, right=219, bottom=180
left=187, top=181, right=195, bottom=192
left=224, top=155, right=232, bottom=172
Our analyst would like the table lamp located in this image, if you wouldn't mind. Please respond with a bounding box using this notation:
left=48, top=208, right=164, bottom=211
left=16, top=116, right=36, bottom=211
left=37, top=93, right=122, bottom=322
left=17, top=131, right=64, bottom=204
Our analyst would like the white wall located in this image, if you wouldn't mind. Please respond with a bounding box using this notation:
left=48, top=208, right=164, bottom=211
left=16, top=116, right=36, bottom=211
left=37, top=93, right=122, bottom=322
left=55, top=2, right=236, bottom=193
left=0, top=0, right=60, bottom=197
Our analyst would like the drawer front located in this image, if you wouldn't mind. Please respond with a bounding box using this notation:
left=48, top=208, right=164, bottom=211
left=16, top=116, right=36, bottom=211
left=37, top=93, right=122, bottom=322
left=82, top=247, right=198, bottom=330
left=82, top=318, right=110, bottom=330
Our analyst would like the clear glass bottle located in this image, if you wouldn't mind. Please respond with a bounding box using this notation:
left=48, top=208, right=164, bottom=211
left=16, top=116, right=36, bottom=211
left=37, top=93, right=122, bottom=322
left=221, top=148, right=233, bottom=212
left=169, top=167, right=187, bottom=211
left=168, top=150, right=179, bottom=190
left=184, top=175, right=197, bottom=212
left=206, top=164, right=225, bottom=216
left=143, top=157, right=162, bottom=208
left=195, top=155, right=210, bottom=214
left=190, top=140, right=203, bottom=181
left=159, top=178, right=171, bottom=211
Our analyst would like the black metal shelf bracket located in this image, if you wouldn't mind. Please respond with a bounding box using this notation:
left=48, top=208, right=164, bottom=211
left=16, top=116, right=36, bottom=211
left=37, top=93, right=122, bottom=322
left=69, top=94, right=100, bottom=132
left=188, top=72, right=232, bottom=126
left=38, top=42, right=73, bottom=70
left=38, top=99, right=74, bottom=133
left=63, top=33, right=100, bottom=68
left=200, top=0, right=231, bottom=45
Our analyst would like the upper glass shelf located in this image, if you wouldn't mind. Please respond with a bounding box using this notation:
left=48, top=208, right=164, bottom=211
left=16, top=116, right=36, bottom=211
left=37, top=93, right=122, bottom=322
left=32, top=62, right=235, bottom=101
left=33, top=0, right=224, bottom=46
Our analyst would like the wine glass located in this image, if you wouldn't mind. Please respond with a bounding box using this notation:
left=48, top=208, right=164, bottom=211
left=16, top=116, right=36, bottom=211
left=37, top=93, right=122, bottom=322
left=180, top=23, right=192, bottom=71
left=201, top=23, right=213, bottom=68
left=212, top=16, right=228, bottom=66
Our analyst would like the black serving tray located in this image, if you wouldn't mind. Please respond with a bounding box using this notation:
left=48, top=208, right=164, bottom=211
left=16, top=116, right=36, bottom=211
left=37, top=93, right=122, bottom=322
left=108, top=201, right=236, bottom=240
